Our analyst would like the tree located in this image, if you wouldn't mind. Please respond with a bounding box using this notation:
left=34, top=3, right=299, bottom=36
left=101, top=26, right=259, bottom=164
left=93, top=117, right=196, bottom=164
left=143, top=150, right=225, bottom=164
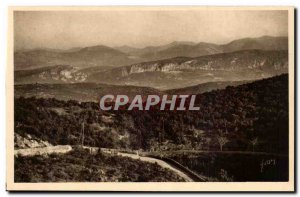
left=250, top=137, right=258, bottom=152
left=217, top=136, right=229, bottom=151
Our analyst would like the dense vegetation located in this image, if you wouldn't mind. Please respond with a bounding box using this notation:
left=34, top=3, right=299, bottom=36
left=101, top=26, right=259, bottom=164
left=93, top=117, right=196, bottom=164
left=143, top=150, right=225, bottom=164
left=164, top=152, right=288, bottom=181
left=15, top=74, right=288, bottom=154
left=15, top=148, right=184, bottom=182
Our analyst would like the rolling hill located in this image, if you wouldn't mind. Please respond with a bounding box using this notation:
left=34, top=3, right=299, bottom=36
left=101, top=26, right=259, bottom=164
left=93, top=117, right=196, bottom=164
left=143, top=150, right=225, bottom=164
left=14, top=45, right=143, bottom=70
left=14, top=83, right=163, bottom=102
left=14, top=80, right=250, bottom=102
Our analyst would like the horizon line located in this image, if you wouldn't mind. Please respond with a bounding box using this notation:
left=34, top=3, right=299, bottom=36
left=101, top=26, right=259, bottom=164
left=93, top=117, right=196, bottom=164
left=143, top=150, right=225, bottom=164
left=14, top=35, right=287, bottom=52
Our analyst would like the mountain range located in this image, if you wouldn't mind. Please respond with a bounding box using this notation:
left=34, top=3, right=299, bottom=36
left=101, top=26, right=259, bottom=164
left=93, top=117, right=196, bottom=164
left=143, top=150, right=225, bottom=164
left=15, top=36, right=288, bottom=70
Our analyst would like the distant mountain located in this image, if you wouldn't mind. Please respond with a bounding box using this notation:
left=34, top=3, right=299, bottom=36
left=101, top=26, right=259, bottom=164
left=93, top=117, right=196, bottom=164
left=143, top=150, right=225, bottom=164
left=15, top=36, right=288, bottom=70
left=115, top=45, right=141, bottom=54
left=222, top=36, right=288, bottom=52
left=139, top=42, right=221, bottom=60
left=14, top=45, right=143, bottom=70
left=88, top=50, right=288, bottom=89
left=127, top=41, right=196, bottom=55
left=117, top=36, right=288, bottom=61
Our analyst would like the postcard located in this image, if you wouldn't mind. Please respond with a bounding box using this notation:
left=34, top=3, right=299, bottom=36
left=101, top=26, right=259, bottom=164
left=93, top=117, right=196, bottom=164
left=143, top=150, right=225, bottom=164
left=6, top=6, right=295, bottom=192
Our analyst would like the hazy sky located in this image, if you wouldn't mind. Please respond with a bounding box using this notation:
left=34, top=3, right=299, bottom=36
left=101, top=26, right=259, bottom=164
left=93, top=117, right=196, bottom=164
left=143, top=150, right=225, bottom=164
left=14, top=9, right=288, bottom=50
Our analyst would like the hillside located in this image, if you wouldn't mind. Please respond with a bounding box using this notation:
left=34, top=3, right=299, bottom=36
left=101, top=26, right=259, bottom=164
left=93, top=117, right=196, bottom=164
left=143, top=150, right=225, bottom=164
left=166, top=80, right=251, bottom=95
left=14, top=74, right=288, bottom=154
left=15, top=148, right=184, bottom=182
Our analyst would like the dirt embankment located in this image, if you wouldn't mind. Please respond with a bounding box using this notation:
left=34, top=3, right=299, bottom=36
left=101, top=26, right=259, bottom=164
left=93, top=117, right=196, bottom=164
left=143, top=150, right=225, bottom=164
left=14, top=145, right=72, bottom=156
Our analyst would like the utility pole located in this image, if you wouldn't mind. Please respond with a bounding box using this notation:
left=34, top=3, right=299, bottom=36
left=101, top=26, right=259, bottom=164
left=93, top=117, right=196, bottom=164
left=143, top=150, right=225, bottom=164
left=159, top=118, right=164, bottom=151
left=81, top=122, right=85, bottom=147
left=35, top=82, right=38, bottom=97
left=161, top=118, right=164, bottom=142
left=180, top=116, right=184, bottom=144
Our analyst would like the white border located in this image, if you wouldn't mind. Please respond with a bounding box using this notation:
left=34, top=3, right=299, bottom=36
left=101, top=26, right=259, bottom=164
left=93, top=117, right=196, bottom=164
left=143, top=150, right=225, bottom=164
left=1, top=1, right=298, bottom=194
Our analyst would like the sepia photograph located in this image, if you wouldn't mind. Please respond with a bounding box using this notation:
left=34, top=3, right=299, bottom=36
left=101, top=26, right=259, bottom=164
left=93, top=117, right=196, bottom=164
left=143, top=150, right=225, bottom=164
left=6, top=6, right=294, bottom=191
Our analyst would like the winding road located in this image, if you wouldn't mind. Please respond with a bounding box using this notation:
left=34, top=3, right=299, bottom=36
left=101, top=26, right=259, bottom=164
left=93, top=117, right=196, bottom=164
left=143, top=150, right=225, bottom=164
left=116, top=152, right=194, bottom=182
left=15, top=145, right=285, bottom=182
left=14, top=145, right=199, bottom=182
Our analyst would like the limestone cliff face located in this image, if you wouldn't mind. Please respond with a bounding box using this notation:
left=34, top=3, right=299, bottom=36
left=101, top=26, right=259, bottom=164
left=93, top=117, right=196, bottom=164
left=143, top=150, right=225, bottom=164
left=120, top=50, right=288, bottom=76
left=37, top=65, right=88, bottom=83
left=14, top=145, right=72, bottom=156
